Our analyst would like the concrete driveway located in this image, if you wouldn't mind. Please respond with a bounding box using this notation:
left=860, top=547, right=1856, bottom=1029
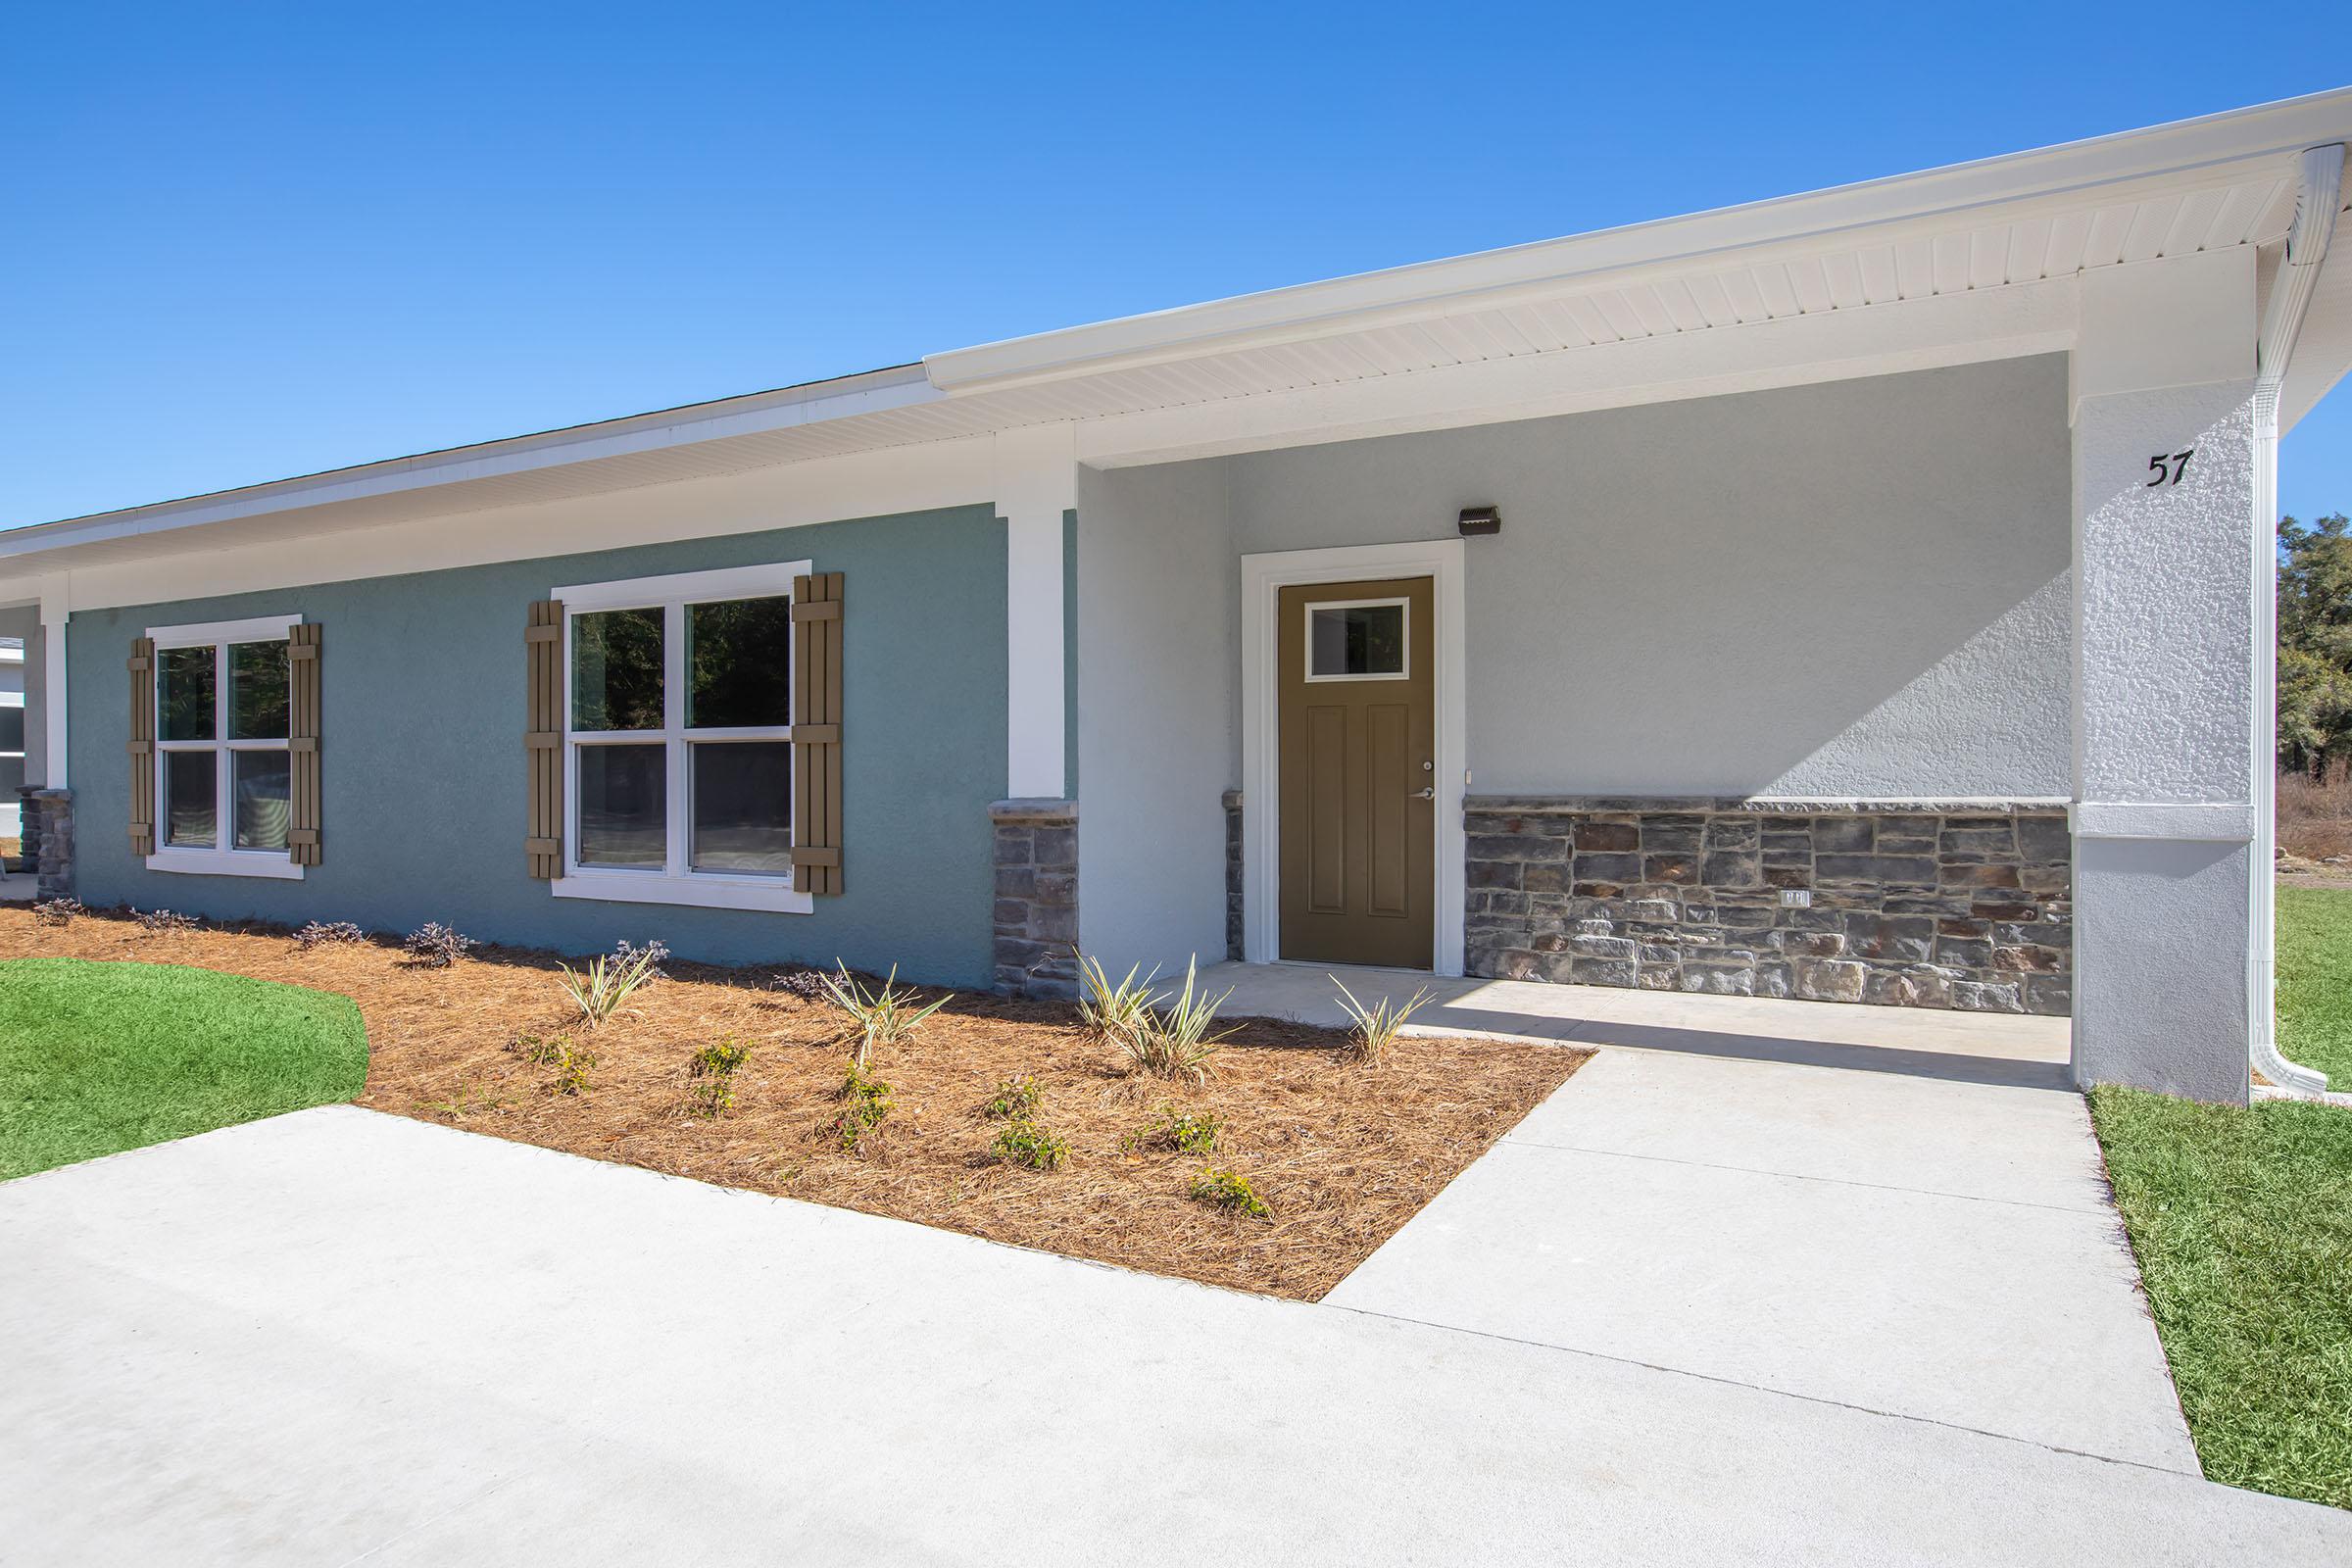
left=4, top=1095, right=2346, bottom=1565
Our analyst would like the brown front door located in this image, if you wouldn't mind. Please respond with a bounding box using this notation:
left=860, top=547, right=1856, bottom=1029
left=1277, top=576, right=1436, bottom=968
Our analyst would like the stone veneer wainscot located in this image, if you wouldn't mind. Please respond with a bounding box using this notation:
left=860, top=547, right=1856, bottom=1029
left=1464, top=797, right=2072, bottom=1014
left=989, top=798, right=1078, bottom=999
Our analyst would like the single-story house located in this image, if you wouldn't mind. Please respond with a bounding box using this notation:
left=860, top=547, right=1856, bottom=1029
left=6, top=91, right=2351, bottom=1105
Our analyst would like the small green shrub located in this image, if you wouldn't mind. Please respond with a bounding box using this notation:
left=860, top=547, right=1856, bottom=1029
left=983, top=1074, right=1041, bottom=1120
left=990, top=1116, right=1070, bottom=1172
left=558, top=938, right=668, bottom=1027
left=1119, top=957, right=1236, bottom=1085
left=829, top=1062, right=894, bottom=1152
left=1128, top=1104, right=1220, bottom=1154
left=1076, top=953, right=1158, bottom=1043
left=818, top=963, right=952, bottom=1070
left=1331, top=977, right=1435, bottom=1067
left=515, top=1032, right=597, bottom=1095
left=686, top=1038, right=751, bottom=1118
left=1190, top=1168, right=1270, bottom=1219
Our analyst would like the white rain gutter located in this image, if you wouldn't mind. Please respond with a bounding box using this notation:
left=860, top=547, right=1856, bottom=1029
left=2251, top=142, right=2346, bottom=1100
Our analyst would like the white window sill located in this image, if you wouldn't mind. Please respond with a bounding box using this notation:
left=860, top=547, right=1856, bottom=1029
left=147, top=849, right=306, bottom=881
left=553, top=869, right=812, bottom=914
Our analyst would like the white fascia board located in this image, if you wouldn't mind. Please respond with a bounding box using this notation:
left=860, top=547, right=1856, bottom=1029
left=1078, top=274, right=2078, bottom=468
left=928, top=90, right=2352, bottom=395
left=0, top=365, right=940, bottom=565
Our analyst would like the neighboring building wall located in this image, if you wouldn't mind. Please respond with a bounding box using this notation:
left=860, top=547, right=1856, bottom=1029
left=1074, top=459, right=1237, bottom=977
left=67, top=505, right=1009, bottom=984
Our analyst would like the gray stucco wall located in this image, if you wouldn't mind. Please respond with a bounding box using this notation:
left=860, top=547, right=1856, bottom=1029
left=1076, top=355, right=2075, bottom=975
left=1223, top=354, right=2075, bottom=797
left=1075, top=460, right=1236, bottom=975
left=68, top=505, right=1007, bottom=984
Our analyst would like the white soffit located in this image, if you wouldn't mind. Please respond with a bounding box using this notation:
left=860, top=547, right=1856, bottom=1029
left=5, top=88, right=2350, bottom=574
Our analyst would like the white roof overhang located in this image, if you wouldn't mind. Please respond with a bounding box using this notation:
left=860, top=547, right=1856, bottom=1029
left=5, top=87, right=2350, bottom=581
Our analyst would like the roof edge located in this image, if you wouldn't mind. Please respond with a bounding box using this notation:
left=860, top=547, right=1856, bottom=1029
left=1, top=363, right=933, bottom=555
left=924, top=87, right=2352, bottom=395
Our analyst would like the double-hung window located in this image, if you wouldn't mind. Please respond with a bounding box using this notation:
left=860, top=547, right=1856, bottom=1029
left=147, top=614, right=304, bottom=880
left=553, top=562, right=810, bottom=913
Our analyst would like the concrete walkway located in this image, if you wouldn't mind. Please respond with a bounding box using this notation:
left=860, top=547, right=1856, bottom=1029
left=3, top=1105, right=2345, bottom=1565
left=1212, top=963, right=2189, bottom=1468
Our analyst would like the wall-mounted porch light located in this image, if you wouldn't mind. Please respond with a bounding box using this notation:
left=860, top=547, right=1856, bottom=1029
left=1457, top=505, right=1501, bottom=537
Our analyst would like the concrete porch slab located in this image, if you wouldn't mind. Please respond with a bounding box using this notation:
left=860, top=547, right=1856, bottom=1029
left=3, top=1106, right=2344, bottom=1566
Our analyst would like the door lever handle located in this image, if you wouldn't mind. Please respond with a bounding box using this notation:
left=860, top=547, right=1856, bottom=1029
left=1411, top=786, right=1437, bottom=800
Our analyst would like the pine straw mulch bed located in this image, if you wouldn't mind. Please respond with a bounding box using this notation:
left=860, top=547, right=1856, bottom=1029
left=0, top=908, right=1587, bottom=1299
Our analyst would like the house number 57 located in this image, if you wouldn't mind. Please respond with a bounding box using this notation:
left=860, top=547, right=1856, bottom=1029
left=2145, top=449, right=2193, bottom=486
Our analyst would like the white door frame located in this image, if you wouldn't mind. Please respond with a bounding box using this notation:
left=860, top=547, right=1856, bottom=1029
left=1240, top=539, right=1467, bottom=975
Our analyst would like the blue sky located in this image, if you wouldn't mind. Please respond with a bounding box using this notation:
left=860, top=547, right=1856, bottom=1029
left=3, top=3, right=2348, bottom=527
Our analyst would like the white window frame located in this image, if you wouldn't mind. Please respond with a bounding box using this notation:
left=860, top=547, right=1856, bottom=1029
left=145, top=613, right=305, bottom=881
left=551, top=561, right=813, bottom=914
left=1301, top=595, right=1412, bottom=682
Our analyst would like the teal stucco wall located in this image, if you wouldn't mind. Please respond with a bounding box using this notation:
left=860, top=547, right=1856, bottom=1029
left=68, top=504, right=1008, bottom=985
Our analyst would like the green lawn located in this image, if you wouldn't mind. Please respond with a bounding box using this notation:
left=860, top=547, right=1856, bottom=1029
left=2278, top=886, right=2352, bottom=1090
left=0, top=957, right=367, bottom=1181
left=2089, top=1086, right=2352, bottom=1509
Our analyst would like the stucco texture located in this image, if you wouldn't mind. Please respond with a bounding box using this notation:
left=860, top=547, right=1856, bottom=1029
left=1222, top=354, right=2075, bottom=798
left=1077, top=356, right=2075, bottom=976
left=68, top=505, right=1007, bottom=984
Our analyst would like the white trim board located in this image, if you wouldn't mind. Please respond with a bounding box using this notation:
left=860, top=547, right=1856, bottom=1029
left=1240, top=539, right=1468, bottom=975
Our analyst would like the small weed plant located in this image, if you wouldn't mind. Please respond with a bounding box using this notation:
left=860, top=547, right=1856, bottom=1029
left=1190, top=1168, right=1271, bottom=1219
left=1128, top=1104, right=1220, bottom=1154
left=135, top=907, right=199, bottom=936
left=686, top=1038, right=750, bottom=1118
left=31, top=897, right=82, bottom=928
left=769, top=966, right=829, bottom=1001
left=983, top=1074, right=1041, bottom=1120
left=1331, top=977, right=1435, bottom=1067
left=295, top=920, right=366, bottom=950
left=829, top=1062, right=894, bottom=1152
left=1076, top=954, right=1158, bottom=1044
left=404, top=922, right=477, bottom=968
left=1119, top=958, right=1236, bottom=1085
left=515, top=1033, right=597, bottom=1096
left=558, top=938, right=668, bottom=1027
left=818, top=963, right=951, bottom=1070
left=990, top=1117, right=1070, bottom=1172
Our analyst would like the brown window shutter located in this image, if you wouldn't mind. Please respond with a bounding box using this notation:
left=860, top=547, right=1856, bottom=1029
left=286, top=623, right=323, bottom=865
left=525, top=601, right=565, bottom=879
left=127, top=636, right=156, bottom=856
left=791, top=572, right=844, bottom=895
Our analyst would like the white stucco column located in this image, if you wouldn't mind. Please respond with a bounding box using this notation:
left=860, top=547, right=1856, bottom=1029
left=994, top=424, right=1076, bottom=800
left=37, top=575, right=67, bottom=790
left=2068, top=250, right=2260, bottom=1102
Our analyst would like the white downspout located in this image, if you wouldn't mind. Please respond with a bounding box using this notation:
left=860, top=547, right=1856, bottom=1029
left=2250, top=142, right=2345, bottom=1099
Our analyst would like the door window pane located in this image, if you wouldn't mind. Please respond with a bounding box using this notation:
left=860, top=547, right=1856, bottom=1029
left=165, top=751, right=217, bottom=847
left=688, top=597, right=792, bottom=728
left=160, top=648, right=217, bottom=741
left=233, top=750, right=291, bottom=850
left=1308, top=603, right=1407, bottom=678
left=571, top=609, right=664, bottom=731
left=691, top=742, right=791, bottom=873
left=0, top=708, right=23, bottom=753
left=229, top=641, right=290, bottom=740
left=576, top=744, right=666, bottom=866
